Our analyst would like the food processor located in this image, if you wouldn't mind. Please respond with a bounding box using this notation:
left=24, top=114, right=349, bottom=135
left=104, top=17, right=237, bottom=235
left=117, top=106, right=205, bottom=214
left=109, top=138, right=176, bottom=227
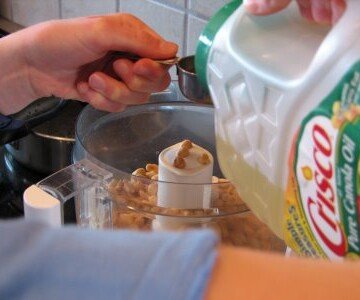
left=23, top=101, right=284, bottom=252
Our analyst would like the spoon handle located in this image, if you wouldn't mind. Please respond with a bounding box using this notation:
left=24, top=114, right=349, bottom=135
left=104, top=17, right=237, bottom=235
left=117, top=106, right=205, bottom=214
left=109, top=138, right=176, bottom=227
left=111, top=51, right=179, bottom=65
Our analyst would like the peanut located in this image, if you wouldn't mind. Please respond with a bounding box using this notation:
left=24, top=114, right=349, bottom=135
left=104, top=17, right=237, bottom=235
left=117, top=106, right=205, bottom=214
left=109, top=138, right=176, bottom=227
left=212, top=176, right=219, bottom=183
left=147, top=183, right=157, bottom=196
left=148, top=195, right=156, bottom=204
left=132, top=168, right=146, bottom=177
left=139, top=190, right=149, bottom=201
left=219, top=178, right=229, bottom=183
left=197, top=153, right=211, bottom=165
left=146, top=164, right=158, bottom=173
left=173, top=157, right=186, bottom=169
left=181, top=139, right=193, bottom=149
left=177, top=147, right=190, bottom=158
left=146, top=171, right=157, bottom=179
left=123, top=181, right=136, bottom=195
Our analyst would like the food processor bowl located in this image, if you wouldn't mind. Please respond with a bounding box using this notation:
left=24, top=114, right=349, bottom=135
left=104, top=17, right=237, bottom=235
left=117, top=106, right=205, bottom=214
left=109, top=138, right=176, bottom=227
left=24, top=102, right=285, bottom=252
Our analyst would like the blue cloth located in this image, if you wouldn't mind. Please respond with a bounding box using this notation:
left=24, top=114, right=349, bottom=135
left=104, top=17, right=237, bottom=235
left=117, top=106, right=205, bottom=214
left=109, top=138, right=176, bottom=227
left=0, top=219, right=218, bottom=300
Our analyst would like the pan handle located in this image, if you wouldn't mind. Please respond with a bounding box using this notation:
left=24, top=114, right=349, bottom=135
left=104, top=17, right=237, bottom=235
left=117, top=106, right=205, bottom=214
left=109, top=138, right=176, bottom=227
left=0, top=114, right=28, bottom=145
left=0, top=99, right=66, bottom=145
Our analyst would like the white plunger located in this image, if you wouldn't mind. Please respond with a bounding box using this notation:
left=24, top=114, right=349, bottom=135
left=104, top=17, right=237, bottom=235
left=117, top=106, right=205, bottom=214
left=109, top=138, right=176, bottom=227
left=153, top=140, right=213, bottom=230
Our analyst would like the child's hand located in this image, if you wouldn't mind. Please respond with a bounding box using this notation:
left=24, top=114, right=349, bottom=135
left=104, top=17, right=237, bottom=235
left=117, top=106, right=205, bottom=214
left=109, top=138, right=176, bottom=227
left=245, top=0, right=346, bottom=24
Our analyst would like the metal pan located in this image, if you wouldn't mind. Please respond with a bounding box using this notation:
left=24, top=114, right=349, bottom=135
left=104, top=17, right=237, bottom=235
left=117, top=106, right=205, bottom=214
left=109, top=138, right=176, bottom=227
left=5, top=82, right=182, bottom=174
left=5, top=99, right=85, bottom=174
left=0, top=97, right=66, bottom=146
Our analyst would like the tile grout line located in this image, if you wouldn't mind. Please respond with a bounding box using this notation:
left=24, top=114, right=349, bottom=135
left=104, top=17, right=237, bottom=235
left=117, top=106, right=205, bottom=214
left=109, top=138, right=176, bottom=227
left=58, top=0, right=62, bottom=19
left=116, top=0, right=120, bottom=13
left=10, top=0, right=13, bottom=21
left=149, top=0, right=209, bottom=19
left=148, top=0, right=185, bottom=13
left=183, top=0, right=189, bottom=56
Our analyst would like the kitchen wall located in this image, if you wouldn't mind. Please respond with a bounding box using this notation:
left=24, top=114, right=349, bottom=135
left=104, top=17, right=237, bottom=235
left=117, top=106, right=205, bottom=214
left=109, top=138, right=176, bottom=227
left=0, top=0, right=229, bottom=57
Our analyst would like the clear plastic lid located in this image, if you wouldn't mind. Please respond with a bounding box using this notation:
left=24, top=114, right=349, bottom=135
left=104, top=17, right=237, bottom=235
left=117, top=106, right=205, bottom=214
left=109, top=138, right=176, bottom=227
left=73, top=102, right=223, bottom=177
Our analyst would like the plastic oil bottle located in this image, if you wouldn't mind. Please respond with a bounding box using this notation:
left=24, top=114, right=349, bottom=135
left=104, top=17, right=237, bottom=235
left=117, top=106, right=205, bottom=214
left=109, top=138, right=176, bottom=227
left=196, top=0, right=360, bottom=260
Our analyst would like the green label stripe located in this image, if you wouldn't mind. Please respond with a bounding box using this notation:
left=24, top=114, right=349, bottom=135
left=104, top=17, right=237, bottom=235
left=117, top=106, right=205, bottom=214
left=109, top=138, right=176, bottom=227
left=336, top=119, right=360, bottom=253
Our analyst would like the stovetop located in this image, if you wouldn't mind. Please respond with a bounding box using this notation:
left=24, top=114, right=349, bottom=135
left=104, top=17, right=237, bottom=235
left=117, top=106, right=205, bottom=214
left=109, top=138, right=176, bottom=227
left=0, top=147, right=76, bottom=222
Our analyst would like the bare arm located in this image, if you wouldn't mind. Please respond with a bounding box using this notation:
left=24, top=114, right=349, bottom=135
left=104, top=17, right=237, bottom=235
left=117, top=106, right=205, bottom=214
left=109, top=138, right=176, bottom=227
left=0, top=14, right=178, bottom=114
left=245, top=0, right=346, bottom=24
left=205, top=246, right=360, bottom=299
left=0, top=29, right=38, bottom=114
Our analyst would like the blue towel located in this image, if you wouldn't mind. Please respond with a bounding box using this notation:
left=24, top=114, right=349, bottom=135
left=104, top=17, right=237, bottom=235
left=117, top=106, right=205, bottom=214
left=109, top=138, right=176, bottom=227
left=0, top=219, right=218, bottom=300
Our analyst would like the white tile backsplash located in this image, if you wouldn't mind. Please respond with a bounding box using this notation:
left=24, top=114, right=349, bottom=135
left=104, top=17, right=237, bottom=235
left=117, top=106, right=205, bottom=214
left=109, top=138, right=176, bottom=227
left=121, top=0, right=185, bottom=56
left=61, top=0, right=117, bottom=19
left=0, top=0, right=229, bottom=77
left=12, top=0, right=59, bottom=26
left=158, top=0, right=186, bottom=8
left=189, top=0, right=226, bottom=18
left=0, top=0, right=230, bottom=49
left=187, top=14, right=207, bottom=54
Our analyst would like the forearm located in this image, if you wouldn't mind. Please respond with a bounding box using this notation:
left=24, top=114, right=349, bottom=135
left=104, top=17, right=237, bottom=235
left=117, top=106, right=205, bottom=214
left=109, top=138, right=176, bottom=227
left=206, top=246, right=360, bottom=300
left=0, top=29, right=39, bottom=114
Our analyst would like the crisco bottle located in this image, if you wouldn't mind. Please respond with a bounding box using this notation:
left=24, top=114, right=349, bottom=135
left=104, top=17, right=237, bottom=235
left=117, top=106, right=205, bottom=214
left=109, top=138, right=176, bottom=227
left=196, top=0, right=360, bottom=260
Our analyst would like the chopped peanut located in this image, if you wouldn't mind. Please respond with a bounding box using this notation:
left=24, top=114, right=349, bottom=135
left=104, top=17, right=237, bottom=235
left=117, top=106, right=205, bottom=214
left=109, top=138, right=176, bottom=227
left=147, top=183, right=157, bottom=195
left=132, top=168, right=146, bottom=177
left=146, top=171, right=157, bottom=179
left=173, top=157, right=186, bottom=169
left=108, top=143, right=285, bottom=252
left=197, top=153, right=211, bottom=165
left=177, top=147, right=190, bottom=158
left=219, top=178, right=230, bottom=183
left=146, top=164, right=158, bottom=173
left=212, top=176, right=219, bottom=183
left=123, top=181, right=136, bottom=194
left=181, top=139, right=193, bottom=149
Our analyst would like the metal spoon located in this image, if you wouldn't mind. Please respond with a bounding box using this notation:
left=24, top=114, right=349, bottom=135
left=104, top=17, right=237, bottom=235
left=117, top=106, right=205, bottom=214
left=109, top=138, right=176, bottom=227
left=108, top=52, right=210, bottom=103
left=110, top=51, right=180, bottom=65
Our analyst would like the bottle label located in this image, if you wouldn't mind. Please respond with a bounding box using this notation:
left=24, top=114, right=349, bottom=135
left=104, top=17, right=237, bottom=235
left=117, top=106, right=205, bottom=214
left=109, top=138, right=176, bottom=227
left=285, top=62, right=360, bottom=260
